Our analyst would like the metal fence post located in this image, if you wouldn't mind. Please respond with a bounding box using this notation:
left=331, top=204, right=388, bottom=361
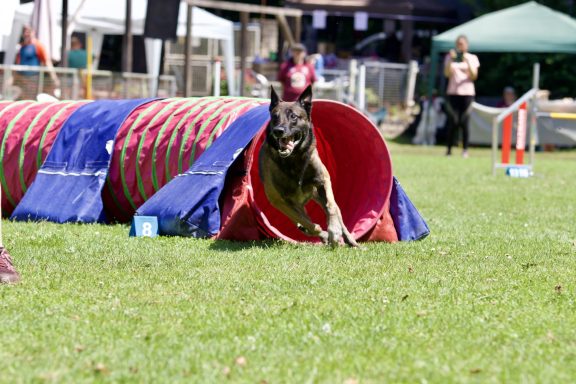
left=378, top=65, right=384, bottom=109
left=529, top=62, right=540, bottom=168
left=2, top=67, right=9, bottom=99
left=358, top=64, right=366, bottom=112
left=491, top=118, right=498, bottom=176
left=38, top=69, right=45, bottom=95
left=213, top=60, right=221, bottom=97
left=349, top=59, right=357, bottom=105
left=72, top=69, right=79, bottom=100
left=405, top=60, right=419, bottom=106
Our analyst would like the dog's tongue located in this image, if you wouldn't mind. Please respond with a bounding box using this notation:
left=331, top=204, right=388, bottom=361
left=280, top=137, right=295, bottom=151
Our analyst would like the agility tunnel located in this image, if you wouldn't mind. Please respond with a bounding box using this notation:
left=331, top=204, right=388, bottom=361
left=0, top=97, right=429, bottom=243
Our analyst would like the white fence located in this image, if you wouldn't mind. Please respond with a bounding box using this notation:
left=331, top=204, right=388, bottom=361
left=252, top=60, right=418, bottom=111
left=0, top=64, right=177, bottom=101
left=0, top=59, right=419, bottom=111
left=358, top=60, right=419, bottom=110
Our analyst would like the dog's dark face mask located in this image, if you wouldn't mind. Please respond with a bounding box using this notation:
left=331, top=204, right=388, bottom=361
left=268, top=85, right=313, bottom=158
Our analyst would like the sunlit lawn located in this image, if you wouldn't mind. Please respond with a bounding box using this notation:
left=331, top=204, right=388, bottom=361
left=1, top=144, right=575, bottom=383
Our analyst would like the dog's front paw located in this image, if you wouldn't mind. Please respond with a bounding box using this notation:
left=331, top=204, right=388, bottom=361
left=327, top=225, right=343, bottom=247
left=342, top=231, right=360, bottom=248
left=318, top=230, right=329, bottom=244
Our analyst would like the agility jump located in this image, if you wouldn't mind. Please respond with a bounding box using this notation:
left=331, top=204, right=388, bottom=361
left=491, top=63, right=539, bottom=176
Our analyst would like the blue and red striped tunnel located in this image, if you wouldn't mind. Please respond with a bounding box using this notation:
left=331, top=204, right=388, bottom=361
left=0, top=97, right=416, bottom=243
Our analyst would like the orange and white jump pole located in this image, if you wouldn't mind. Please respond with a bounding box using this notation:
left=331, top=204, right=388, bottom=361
left=491, top=63, right=539, bottom=176
left=515, top=101, right=528, bottom=164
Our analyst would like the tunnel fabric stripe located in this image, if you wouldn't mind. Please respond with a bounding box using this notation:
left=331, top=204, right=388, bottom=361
left=151, top=98, right=199, bottom=191
left=119, top=102, right=162, bottom=210
left=134, top=98, right=184, bottom=202
left=175, top=98, right=225, bottom=174
left=19, top=102, right=88, bottom=193
left=110, top=98, right=204, bottom=216
left=201, top=100, right=265, bottom=159
left=186, top=98, right=249, bottom=169
left=164, top=97, right=218, bottom=181
left=0, top=102, right=37, bottom=207
left=18, top=102, right=62, bottom=193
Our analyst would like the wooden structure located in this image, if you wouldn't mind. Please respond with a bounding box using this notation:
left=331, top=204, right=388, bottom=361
left=186, top=0, right=303, bottom=96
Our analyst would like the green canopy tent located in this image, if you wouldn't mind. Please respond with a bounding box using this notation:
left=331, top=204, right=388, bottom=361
left=428, top=1, right=576, bottom=97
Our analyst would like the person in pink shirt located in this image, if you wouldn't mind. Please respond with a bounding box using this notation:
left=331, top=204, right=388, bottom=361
left=278, top=43, right=316, bottom=101
left=444, top=35, right=480, bottom=157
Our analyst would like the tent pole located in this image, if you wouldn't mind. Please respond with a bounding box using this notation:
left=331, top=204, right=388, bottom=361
left=86, top=34, right=93, bottom=99
left=60, top=0, right=68, bottom=67
left=184, top=4, right=193, bottom=97
left=239, top=11, right=249, bottom=97
left=123, top=0, right=133, bottom=73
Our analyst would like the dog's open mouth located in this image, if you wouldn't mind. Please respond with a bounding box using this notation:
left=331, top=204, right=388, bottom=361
left=277, top=132, right=302, bottom=157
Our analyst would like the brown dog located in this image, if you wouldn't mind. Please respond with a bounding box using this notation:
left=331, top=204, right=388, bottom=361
left=258, top=85, right=358, bottom=247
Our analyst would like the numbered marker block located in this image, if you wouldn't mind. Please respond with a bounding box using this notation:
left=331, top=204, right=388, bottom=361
left=506, top=166, right=531, bottom=178
left=129, top=216, right=159, bottom=238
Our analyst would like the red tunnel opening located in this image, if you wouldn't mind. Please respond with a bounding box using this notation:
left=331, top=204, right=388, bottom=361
left=245, top=100, right=393, bottom=243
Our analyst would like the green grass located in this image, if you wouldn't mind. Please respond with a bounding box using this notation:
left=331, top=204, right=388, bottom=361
left=1, top=144, right=576, bottom=383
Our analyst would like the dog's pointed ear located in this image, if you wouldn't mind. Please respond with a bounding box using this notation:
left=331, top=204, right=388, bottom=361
left=298, top=85, right=313, bottom=116
left=270, top=86, right=280, bottom=111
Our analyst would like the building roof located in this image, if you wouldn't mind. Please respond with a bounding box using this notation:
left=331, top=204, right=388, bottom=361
left=285, top=0, right=459, bottom=22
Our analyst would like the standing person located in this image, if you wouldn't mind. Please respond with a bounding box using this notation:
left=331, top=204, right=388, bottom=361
left=443, top=35, right=479, bottom=158
left=67, top=35, right=87, bottom=69
left=16, top=26, right=48, bottom=67
left=14, top=25, right=60, bottom=99
left=278, top=43, right=316, bottom=101
left=67, top=35, right=88, bottom=98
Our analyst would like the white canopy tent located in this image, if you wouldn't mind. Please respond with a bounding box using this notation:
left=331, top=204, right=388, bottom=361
left=6, top=0, right=236, bottom=96
left=0, top=0, right=20, bottom=57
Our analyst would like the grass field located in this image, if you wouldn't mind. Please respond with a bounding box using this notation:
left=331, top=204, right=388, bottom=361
left=1, top=144, right=575, bottom=383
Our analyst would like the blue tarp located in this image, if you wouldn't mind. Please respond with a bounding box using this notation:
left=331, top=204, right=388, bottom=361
left=136, top=105, right=271, bottom=237
left=11, top=98, right=155, bottom=223
left=390, top=177, right=430, bottom=241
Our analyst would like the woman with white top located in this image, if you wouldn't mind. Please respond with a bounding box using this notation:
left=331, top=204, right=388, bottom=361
left=443, top=35, right=480, bottom=157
